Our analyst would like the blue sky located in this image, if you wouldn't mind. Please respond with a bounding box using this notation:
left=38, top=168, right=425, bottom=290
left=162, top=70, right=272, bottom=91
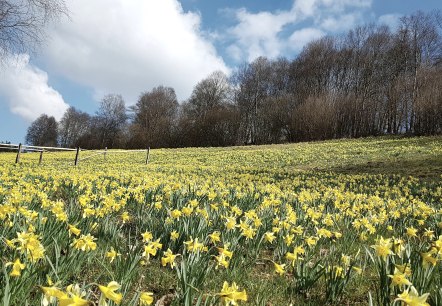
left=0, top=0, right=440, bottom=144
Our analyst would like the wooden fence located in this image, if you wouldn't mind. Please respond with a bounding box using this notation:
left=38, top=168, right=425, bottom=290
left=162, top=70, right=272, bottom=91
left=0, top=143, right=150, bottom=166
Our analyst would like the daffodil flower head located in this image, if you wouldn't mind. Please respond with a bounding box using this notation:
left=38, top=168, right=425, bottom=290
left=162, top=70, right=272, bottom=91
left=395, top=286, right=430, bottom=306
left=98, top=281, right=123, bottom=305
left=218, top=281, right=247, bottom=306
left=139, top=292, right=154, bottom=305
left=6, top=258, right=25, bottom=277
left=371, top=236, right=393, bottom=260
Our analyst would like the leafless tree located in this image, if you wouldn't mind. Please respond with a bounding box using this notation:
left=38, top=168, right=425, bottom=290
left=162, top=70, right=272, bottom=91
left=95, top=94, right=127, bottom=148
left=58, top=106, right=91, bottom=148
left=25, top=113, right=58, bottom=146
left=22, top=10, right=440, bottom=148
left=178, top=71, right=239, bottom=147
left=0, top=0, right=68, bottom=61
left=233, top=57, right=273, bottom=144
left=187, top=71, right=232, bottom=119
left=129, top=86, right=178, bottom=148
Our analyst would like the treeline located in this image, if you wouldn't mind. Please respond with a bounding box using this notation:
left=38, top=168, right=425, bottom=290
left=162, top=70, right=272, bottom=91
left=26, top=10, right=442, bottom=149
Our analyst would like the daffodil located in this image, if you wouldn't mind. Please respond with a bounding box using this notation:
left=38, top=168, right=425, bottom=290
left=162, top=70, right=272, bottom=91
left=98, top=281, right=123, bottom=305
left=72, top=234, right=97, bottom=252
left=170, top=209, right=182, bottom=219
left=6, top=258, right=25, bottom=277
left=264, top=232, right=276, bottom=243
left=286, top=245, right=305, bottom=266
left=406, top=227, right=418, bottom=238
left=106, top=247, right=121, bottom=263
left=161, top=249, right=178, bottom=268
left=121, top=211, right=130, bottom=223
left=61, top=284, right=90, bottom=306
left=184, top=237, right=204, bottom=252
left=395, top=286, right=430, bottom=306
left=421, top=248, right=438, bottom=268
left=395, top=263, right=412, bottom=277
left=139, top=292, right=154, bottom=305
left=215, top=253, right=230, bottom=269
left=209, top=231, right=221, bottom=244
left=305, top=236, right=318, bottom=247
left=274, top=262, right=285, bottom=275
left=371, top=236, right=393, bottom=260
left=170, top=230, right=179, bottom=241
left=218, top=281, right=247, bottom=305
left=141, top=231, right=153, bottom=242
left=41, top=286, right=67, bottom=306
left=388, top=269, right=412, bottom=288
left=41, top=284, right=89, bottom=306
left=68, top=224, right=81, bottom=237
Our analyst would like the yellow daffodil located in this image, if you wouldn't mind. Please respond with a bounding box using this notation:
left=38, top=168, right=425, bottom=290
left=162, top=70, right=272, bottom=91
left=98, top=281, right=123, bottom=305
left=264, top=232, right=276, bottom=243
left=170, top=230, right=179, bottom=241
left=395, top=286, right=430, bottom=306
left=274, top=262, right=286, bottom=275
left=106, top=247, right=121, bottom=263
left=141, top=231, right=153, bottom=243
left=72, top=234, right=97, bottom=252
left=161, top=249, right=178, bottom=268
left=388, top=269, right=412, bottom=288
left=371, top=236, right=393, bottom=260
left=6, top=258, right=25, bottom=277
left=406, top=227, right=418, bottom=238
left=209, top=231, right=221, bottom=244
left=218, top=281, right=247, bottom=305
left=139, top=292, right=154, bottom=305
left=68, top=224, right=81, bottom=237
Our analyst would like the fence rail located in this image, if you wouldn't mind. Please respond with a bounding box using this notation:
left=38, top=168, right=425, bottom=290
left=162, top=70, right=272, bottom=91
left=0, top=143, right=151, bottom=166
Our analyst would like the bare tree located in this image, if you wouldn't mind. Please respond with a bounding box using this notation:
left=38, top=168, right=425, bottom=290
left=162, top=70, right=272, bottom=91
left=0, top=0, right=68, bottom=60
left=96, top=94, right=127, bottom=148
left=233, top=57, right=272, bottom=144
left=58, top=106, right=91, bottom=148
left=398, top=11, right=441, bottom=132
left=25, top=114, right=58, bottom=146
left=187, top=71, right=232, bottom=119
left=129, top=86, right=178, bottom=148
left=179, top=71, right=238, bottom=147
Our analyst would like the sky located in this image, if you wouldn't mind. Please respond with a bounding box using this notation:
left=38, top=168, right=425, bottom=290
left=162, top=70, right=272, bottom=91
left=0, top=0, right=440, bottom=143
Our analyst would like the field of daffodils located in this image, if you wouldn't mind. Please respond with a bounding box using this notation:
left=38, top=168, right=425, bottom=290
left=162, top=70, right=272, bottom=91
left=0, top=136, right=441, bottom=305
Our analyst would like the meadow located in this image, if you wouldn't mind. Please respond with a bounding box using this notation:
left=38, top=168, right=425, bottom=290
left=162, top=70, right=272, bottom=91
left=0, top=136, right=441, bottom=305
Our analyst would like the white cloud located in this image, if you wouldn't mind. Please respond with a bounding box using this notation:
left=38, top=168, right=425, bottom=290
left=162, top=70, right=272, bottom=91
left=226, top=0, right=373, bottom=62
left=0, top=54, right=69, bottom=122
left=293, top=0, right=317, bottom=17
left=227, top=8, right=297, bottom=62
left=289, top=28, right=325, bottom=52
left=43, top=0, right=228, bottom=103
left=378, top=13, right=402, bottom=30
left=319, top=12, right=363, bottom=32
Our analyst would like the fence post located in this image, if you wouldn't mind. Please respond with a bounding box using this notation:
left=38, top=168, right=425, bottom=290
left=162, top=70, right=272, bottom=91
left=146, top=147, right=150, bottom=164
left=74, top=147, right=80, bottom=166
left=15, top=143, right=22, bottom=164
left=39, top=150, right=43, bottom=165
left=104, top=147, right=107, bottom=160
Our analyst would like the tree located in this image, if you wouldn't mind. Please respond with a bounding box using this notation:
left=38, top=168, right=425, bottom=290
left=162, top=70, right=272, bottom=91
left=129, top=86, right=178, bottom=148
left=233, top=57, right=272, bottom=144
left=58, top=106, right=91, bottom=148
left=0, top=0, right=68, bottom=60
left=187, top=71, right=232, bottom=119
left=25, top=114, right=58, bottom=146
left=0, top=140, right=11, bottom=152
left=398, top=11, right=441, bottom=132
left=176, top=71, right=240, bottom=147
left=95, top=94, right=127, bottom=148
